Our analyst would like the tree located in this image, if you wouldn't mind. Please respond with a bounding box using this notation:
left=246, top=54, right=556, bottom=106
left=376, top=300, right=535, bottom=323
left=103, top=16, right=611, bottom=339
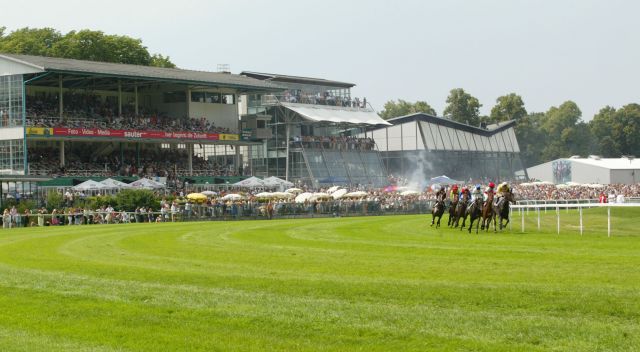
left=540, top=101, right=590, bottom=160
left=514, top=112, right=547, bottom=167
left=590, top=104, right=640, bottom=157
left=0, top=27, right=62, bottom=56
left=443, top=88, right=482, bottom=126
left=379, top=99, right=436, bottom=119
left=150, top=53, right=176, bottom=68
left=0, top=27, right=175, bottom=68
left=490, top=93, right=527, bottom=123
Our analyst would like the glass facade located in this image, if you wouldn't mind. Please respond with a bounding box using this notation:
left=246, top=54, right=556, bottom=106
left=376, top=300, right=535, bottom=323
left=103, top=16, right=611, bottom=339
left=0, top=74, right=26, bottom=174
left=0, top=74, right=24, bottom=127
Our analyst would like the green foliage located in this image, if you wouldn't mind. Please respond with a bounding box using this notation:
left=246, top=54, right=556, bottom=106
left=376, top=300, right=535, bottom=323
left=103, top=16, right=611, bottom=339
left=46, top=190, right=65, bottom=211
left=379, top=99, right=436, bottom=119
left=443, top=88, right=482, bottom=126
left=0, top=27, right=175, bottom=67
left=115, top=189, right=159, bottom=211
left=489, top=93, right=527, bottom=123
left=539, top=101, right=593, bottom=160
left=0, top=213, right=639, bottom=350
left=589, top=104, right=640, bottom=157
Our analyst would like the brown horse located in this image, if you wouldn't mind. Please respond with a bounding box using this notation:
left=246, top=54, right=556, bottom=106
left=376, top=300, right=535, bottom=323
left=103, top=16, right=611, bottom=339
left=466, top=198, right=482, bottom=233
left=431, top=199, right=445, bottom=228
left=481, top=192, right=496, bottom=232
left=453, top=198, right=468, bottom=228
left=447, top=198, right=459, bottom=227
left=494, top=191, right=515, bottom=230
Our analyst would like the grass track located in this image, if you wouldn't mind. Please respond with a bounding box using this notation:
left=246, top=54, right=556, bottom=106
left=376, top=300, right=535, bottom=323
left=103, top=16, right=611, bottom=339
left=0, top=209, right=639, bottom=351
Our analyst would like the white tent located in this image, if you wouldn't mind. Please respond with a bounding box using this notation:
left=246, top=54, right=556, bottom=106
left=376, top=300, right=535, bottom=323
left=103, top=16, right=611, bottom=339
left=234, top=176, right=265, bottom=188
left=129, top=178, right=165, bottom=189
left=262, top=176, right=294, bottom=188
left=72, top=180, right=111, bottom=191
left=100, top=178, right=131, bottom=189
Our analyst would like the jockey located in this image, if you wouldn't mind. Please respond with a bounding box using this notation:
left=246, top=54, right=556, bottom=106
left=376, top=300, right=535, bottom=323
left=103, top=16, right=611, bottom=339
left=483, top=182, right=496, bottom=202
left=496, top=182, right=510, bottom=196
left=459, top=187, right=471, bottom=202
left=435, top=186, right=447, bottom=202
left=471, top=184, right=483, bottom=203
left=449, top=185, right=459, bottom=203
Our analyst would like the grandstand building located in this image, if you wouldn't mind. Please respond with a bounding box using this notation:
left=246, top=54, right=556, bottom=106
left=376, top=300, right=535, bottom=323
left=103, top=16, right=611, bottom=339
left=0, top=54, right=281, bottom=190
left=361, top=113, right=524, bottom=181
left=239, top=72, right=390, bottom=188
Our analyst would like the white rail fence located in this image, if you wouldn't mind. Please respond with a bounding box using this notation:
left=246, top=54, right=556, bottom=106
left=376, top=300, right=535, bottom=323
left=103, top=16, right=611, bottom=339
left=510, top=202, right=640, bottom=237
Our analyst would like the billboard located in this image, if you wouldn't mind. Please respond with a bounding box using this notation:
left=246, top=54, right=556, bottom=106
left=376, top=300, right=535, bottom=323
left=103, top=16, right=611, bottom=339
left=552, top=160, right=572, bottom=184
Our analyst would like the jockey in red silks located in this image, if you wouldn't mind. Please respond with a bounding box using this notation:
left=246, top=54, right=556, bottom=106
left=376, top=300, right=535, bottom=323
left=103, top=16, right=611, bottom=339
left=483, top=182, right=496, bottom=203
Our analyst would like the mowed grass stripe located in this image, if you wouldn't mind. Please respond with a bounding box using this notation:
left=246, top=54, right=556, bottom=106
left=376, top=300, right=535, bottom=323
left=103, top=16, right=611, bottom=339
left=0, top=213, right=639, bottom=351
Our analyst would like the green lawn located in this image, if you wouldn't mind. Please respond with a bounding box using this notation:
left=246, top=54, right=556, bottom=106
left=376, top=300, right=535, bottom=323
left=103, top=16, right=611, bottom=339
left=0, top=208, right=639, bottom=351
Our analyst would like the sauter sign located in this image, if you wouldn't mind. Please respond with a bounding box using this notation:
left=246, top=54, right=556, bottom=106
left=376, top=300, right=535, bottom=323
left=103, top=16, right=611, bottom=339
left=28, top=128, right=229, bottom=141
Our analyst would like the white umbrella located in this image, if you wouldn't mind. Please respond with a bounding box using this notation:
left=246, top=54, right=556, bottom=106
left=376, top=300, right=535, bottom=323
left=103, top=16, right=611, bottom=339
left=326, top=186, right=341, bottom=194
left=400, top=190, right=420, bottom=196
left=201, top=190, right=217, bottom=196
left=295, top=192, right=313, bottom=203
left=255, top=192, right=274, bottom=198
left=272, top=192, right=294, bottom=199
left=221, top=193, right=244, bottom=201
left=331, top=188, right=348, bottom=199
left=285, top=188, right=303, bottom=194
left=344, top=191, right=368, bottom=198
left=309, top=192, right=332, bottom=201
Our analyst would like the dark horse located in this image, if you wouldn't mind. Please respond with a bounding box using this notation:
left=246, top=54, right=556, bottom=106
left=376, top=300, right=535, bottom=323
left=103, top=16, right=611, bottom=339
left=494, top=191, right=515, bottom=230
left=466, top=198, right=482, bottom=233
left=447, top=198, right=459, bottom=227
left=431, top=199, right=445, bottom=228
left=481, top=192, right=496, bottom=232
left=453, top=198, right=469, bottom=228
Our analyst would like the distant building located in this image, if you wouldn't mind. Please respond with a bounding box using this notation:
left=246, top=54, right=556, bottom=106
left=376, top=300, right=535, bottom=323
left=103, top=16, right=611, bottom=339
left=527, top=156, right=640, bottom=184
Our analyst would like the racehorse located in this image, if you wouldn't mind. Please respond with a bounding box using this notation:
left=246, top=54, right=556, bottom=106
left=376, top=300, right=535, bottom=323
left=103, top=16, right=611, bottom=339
left=447, top=198, right=459, bottom=227
left=453, top=198, right=468, bottom=228
left=481, top=192, right=496, bottom=232
left=494, top=191, right=515, bottom=230
left=431, top=199, right=445, bottom=228
left=466, top=198, right=482, bottom=233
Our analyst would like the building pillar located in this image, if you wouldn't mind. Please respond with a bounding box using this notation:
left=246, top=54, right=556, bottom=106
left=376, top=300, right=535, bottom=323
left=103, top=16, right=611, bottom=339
left=188, top=143, right=193, bottom=176
left=118, top=80, right=122, bottom=116
left=59, top=140, right=65, bottom=167
left=58, top=75, right=63, bottom=119
left=247, top=145, right=253, bottom=176
left=134, top=85, right=139, bottom=116
left=285, top=122, right=290, bottom=181
left=186, top=88, right=191, bottom=118
left=235, top=145, right=241, bottom=175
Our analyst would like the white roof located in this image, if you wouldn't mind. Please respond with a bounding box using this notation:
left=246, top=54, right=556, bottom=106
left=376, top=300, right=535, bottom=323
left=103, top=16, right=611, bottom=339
left=72, top=180, right=111, bottom=191
left=281, top=103, right=391, bottom=126
left=233, top=176, right=265, bottom=187
left=570, top=157, right=640, bottom=170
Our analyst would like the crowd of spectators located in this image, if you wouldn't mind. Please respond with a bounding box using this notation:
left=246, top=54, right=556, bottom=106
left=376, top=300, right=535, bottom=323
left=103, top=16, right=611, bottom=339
left=511, top=183, right=640, bottom=201
left=27, top=147, right=240, bottom=179
left=26, top=93, right=233, bottom=134
left=292, top=136, right=376, bottom=151
left=279, top=90, right=368, bottom=109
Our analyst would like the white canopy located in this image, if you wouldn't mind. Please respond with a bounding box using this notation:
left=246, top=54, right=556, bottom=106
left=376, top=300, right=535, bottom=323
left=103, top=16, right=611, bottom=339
left=262, top=176, right=294, bottom=188
left=234, top=176, right=265, bottom=188
left=129, top=178, right=165, bottom=189
left=282, top=103, right=391, bottom=126
left=100, top=178, right=131, bottom=189
left=72, top=180, right=110, bottom=191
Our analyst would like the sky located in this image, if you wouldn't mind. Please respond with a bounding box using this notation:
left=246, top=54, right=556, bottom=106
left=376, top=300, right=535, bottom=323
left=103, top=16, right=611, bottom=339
left=2, top=0, right=639, bottom=120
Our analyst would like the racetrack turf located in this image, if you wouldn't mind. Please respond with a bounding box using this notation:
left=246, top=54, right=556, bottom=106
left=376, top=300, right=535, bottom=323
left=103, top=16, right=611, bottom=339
left=0, top=208, right=639, bottom=351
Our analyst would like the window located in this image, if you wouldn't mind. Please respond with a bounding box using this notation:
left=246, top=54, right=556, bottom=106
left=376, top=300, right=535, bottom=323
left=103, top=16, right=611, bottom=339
left=190, top=91, right=235, bottom=105
left=257, top=120, right=266, bottom=129
left=163, top=91, right=186, bottom=103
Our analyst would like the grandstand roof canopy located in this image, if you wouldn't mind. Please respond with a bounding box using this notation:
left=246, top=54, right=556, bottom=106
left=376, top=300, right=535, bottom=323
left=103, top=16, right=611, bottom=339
left=241, top=71, right=355, bottom=89
left=281, top=102, right=391, bottom=126
left=0, top=54, right=284, bottom=93
left=385, top=113, right=516, bottom=137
